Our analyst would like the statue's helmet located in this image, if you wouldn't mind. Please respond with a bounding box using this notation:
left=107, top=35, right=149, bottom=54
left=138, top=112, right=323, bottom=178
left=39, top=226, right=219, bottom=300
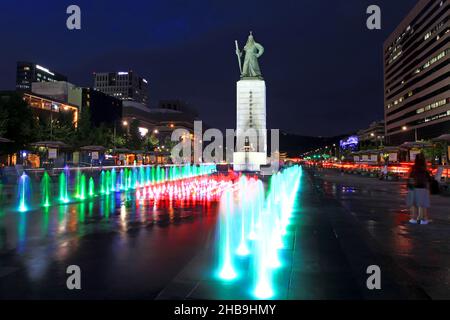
left=246, top=32, right=255, bottom=44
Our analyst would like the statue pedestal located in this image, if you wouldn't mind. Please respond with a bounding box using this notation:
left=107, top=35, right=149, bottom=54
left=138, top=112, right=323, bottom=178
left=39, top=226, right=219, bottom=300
left=233, top=79, right=267, bottom=172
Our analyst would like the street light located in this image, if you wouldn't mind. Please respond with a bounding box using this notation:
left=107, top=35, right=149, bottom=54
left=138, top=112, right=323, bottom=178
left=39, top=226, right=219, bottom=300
left=402, top=125, right=418, bottom=141
left=114, top=120, right=129, bottom=151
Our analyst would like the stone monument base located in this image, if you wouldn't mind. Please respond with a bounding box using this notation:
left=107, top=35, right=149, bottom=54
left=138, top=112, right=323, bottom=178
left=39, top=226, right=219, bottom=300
left=233, top=151, right=266, bottom=172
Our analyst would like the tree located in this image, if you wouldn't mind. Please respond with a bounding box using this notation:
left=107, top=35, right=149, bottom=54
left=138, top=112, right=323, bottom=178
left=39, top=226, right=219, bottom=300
left=91, top=124, right=114, bottom=148
left=144, top=133, right=159, bottom=151
left=0, top=93, right=39, bottom=155
left=75, top=106, right=93, bottom=147
left=127, top=119, right=143, bottom=150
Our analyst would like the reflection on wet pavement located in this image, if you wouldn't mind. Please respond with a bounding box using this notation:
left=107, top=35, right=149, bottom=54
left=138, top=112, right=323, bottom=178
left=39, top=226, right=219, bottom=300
left=312, top=168, right=450, bottom=299
left=0, top=190, right=219, bottom=299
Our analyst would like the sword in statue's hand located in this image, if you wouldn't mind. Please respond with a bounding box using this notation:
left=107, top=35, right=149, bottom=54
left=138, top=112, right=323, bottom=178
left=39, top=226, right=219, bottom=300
left=235, top=40, right=242, bottom=75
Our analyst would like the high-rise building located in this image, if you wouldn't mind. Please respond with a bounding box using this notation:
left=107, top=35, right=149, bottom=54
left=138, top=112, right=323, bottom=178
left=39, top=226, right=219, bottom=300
left=0, top=90, right=79, bottom=127
left=27, top=81, right=122, bottom=127
left=383, top=0, right=449, bottom=145
left=31, top=81, right=76, bottom=102
left=357, top=121, right=385, bottom=147
left=16, top=61, right=67, bottom=92
left=93, top=71, right=149, bottom=105
left=70, top=88, right=123, bottom=127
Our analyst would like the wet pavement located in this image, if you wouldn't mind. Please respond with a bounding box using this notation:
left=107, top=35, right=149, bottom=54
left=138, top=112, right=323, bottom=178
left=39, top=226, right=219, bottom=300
left=1, top=168, right=448, bottom=299
left=312, top=168, right=450, bottom=299
left=0, top=192, right=219, bottom=299
left=157, top=169, right=430, bottom=300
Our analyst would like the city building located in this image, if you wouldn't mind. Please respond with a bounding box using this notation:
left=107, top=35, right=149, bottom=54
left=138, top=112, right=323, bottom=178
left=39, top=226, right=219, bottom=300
left=31, top=81, right=76, bottom=102
left=357, top=120, right=385, bottom=147
left=384, top=0, right=449, bottom=145
left=93, top=71, right=149, bottom=105
left=122, top=100, right=199, bottom=139
left=16, top=61, right=67, bottom=92
left=0, top=90, right=79, bottom=127
left=69, top=87, right=123, bottom=127
left=30, top=82, right=122, bottom=127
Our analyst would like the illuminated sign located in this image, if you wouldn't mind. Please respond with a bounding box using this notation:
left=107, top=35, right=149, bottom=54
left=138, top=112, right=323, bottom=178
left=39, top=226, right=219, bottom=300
left=118, top=72, right=128, bottom=75
left=36, top=65, right=55, bottom=76
left=138, top=127, right=149, bottom=137
left=340, top=136, right=359, bottom=150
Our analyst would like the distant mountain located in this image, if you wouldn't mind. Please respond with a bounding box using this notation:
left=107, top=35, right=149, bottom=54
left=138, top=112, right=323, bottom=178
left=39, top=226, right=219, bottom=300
left=275, top=131, right=350, bottom=157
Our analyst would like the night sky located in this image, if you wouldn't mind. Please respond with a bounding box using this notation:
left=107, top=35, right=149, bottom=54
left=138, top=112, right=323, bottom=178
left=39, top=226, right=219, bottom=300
left=0, top=0, right=418, bottom=136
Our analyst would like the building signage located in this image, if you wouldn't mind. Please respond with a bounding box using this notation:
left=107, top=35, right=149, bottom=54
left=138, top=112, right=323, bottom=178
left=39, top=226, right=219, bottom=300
left=389, top=153, right=398, bottom=162
left=340, top=136, right=359, bottom=150
left=48, top=148, right=57, bottom=159
left=410, top=150, right=421, bottom=161
left=73, top=152, right=79, bottom=164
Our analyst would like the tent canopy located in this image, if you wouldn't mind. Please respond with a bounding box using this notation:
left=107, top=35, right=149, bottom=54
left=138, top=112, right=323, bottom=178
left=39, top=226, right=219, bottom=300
left=432, top=134, right=450, bottom=142
left=80, top=145, right=106, bottom=152
left=30, top=141, right=70, bottom=148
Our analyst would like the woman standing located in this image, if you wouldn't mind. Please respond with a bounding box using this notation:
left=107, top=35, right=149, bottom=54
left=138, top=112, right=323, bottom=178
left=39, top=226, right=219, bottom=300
left=408, top=153, right=431, bottom=225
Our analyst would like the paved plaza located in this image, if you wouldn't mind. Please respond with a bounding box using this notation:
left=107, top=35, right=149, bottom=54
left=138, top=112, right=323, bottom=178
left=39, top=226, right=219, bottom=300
left=1, top=168, right=449, bottom=299
left=158, top=169, right=450, bottom=300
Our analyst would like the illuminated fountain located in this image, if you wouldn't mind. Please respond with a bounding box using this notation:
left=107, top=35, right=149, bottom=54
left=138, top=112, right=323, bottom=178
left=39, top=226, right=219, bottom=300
left=14, top=164, right=217, bottom=212
left=126, top=168, right=132, bottom=190
left=111, top=169, right=116, bottom=192
left=88, top=176, right=95, bottom=197
left=17, top=172, right=31, bottom=212
left=214, top=165, right=303, bottom=299
left=74, top=170, right=81, bottom=199
left=218, top=188, right=237, bottom=280
left=119, top=168, right=125, bottom=191
left=145, top=166, right=151, bottom=186
left=236, top=176, right=250, bottom=256
left=105, top=170, right=111, bottom=194
left=41, top=171, right=51, bottom=207
left=132, top=167, right=138, bottom=189
left=99, top=170, right=106, bottom=194
left=139, top=167, right=145, bottom=186
left=59, top=170, right=69, bottom=204
left=79, top=174, right=87, bottom=200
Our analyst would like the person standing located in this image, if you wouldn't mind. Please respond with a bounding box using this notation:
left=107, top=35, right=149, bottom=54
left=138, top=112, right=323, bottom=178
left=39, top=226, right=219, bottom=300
left=408, top=153, right=431, bottom=225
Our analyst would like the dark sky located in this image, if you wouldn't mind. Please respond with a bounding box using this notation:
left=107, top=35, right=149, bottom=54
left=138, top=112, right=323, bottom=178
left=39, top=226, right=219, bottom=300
left=0, top=0, right=418, bottom=136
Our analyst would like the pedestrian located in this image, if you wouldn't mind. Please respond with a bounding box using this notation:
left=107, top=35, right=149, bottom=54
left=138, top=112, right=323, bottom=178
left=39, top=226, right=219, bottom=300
left=381, top=164, right=388, bottom=180
left=406, top=174, right=416, bottom=223
left=408, top=153, right=431, bottom=225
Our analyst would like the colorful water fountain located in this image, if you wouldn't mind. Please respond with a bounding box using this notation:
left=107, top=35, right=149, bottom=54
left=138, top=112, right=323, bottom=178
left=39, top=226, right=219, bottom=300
left=41, top=171, right=51, bottom=207
left=17, top=172, right=30, bottom=212
left=215, top=165, right=303, bottom=299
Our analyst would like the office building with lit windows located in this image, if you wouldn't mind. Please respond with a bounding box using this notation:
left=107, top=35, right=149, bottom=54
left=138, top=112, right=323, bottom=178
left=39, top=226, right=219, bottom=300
left=384, top=0, right=449, bottom=145
left=93, top=71, right=149, bottom=105
left=16, top=61, right=68, bottom=92
left=0, top=90, right=79, bottom=127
